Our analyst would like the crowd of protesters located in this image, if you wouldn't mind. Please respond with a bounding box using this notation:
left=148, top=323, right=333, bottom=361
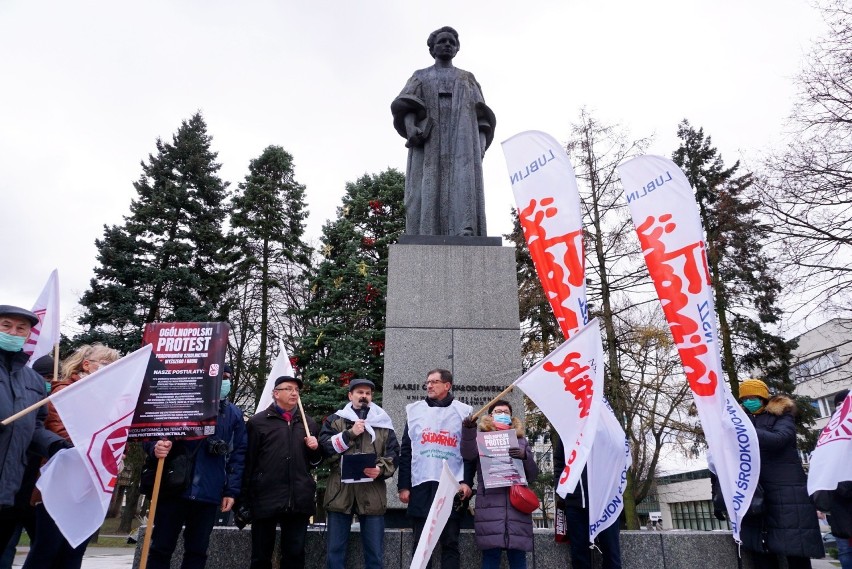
left=1, top=303, right=850, bottom=569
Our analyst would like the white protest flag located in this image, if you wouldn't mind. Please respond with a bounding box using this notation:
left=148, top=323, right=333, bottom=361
left=255, top=340, right=295, bottom=414
left=618, top=155, right=760, bottom=543
left=808, top=392, right=852, bottom=495
left=24, top=269, right=60, bottom=364
left=503, top=130, right=629, bottom=539
left=37, top=344, right=152, bottom=547
left=410, top=461, right=460, bottom=569
left=588, top=400, right=631, bottom=540
left=502, top=130, right=588, bottom=335
left=514, top=319, right=604, bottom=498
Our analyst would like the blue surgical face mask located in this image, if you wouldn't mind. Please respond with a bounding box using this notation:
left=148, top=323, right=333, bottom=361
left=44, top=382, right=52, bottom=394
left=0, top=332, right=26, bottom=352
left=742, top=399, right=763, bottom=413
left=220, top=379, right=231, bottom=399
left=493, top=413, right=512, bottom=426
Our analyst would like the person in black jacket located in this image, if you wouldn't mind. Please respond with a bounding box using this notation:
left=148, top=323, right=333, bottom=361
left=553, top=436, right=621, bottom=569
left=738, top=378, right=824, bottom=569
left=142, top=367, right=247, bottom=569
left=243, top=376, right=321, bottom=569
left=811, top=389, right=852, bottom=569
left=0, top=306, right=67, bottom=553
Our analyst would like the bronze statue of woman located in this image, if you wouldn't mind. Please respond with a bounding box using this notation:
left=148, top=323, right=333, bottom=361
left=392, top=26, right=496, bottom=237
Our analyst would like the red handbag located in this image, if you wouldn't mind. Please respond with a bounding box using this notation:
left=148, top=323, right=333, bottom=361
left=509, top=484, right=540, bottom=514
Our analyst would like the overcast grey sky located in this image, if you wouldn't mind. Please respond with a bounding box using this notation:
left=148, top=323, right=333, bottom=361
left=0, top=0, right=825, bottom=334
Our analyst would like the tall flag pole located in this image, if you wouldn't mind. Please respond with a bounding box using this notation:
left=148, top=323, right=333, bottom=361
left=502, top=130, right=630, bottom=539
left=618, top=155, right=760, bottom=543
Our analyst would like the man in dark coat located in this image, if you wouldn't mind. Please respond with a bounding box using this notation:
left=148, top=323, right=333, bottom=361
left=398, top=368, right=475, bottom=569
left=811, top=389, right=852, bottom=569
left=738, top=378, right=824, bottom=569
left=142, top=368, right=247, bottom=569
left=243, top=376, right=321, bottom=569
left=553, top=437, right=621, bottom=569
left=0, top=306, right=67, bottom=552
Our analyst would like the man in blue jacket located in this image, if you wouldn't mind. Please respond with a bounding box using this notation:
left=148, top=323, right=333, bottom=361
left=143, top=366, right=247, bottom=569
left=0, top=305, right=67, bottom=553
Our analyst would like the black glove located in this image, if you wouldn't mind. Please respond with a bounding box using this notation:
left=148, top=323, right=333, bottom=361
left=508, top=447, right=525, bottom=460
left=713, top=507, right=726, bottom=521
left=233, top=502, right=253, bottom=530
left=48, top=439, right=73, bottom=457
left=462, top=416, right=477, bottom=429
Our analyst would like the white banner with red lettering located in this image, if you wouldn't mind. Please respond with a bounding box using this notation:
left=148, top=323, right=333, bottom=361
left=410, top=461, right=460, bottom=569
left=502, top=130, right=588, bottom=336
left=37, top=344, right=152, bottom=547
left=503, top=130, right=629, bottom=539
left=255, top=340, right=295, bottom=414
left=514, top=319, right=604, bottom=497
left=25, top=269, right=60, bottom=364
left=618, top=155, right=760, bottom=543
left=808, top=392, right=852, bottom=494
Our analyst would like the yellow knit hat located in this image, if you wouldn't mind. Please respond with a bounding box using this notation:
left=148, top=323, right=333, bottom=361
left=739, top=378, right=769, bottom=400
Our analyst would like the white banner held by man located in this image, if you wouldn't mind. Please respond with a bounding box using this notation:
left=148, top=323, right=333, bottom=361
left=25, top=269, right=60, bottom=364
left=37, top=344, right=152, bottom=547
left=255, top=340, right=295, bottom=414
left=514, top=319, right=604, bottom=498
left=502, top=130, right=588, bottom=336
left=410, top=461, right=460, bottom=569
left=618, top=155, right=760, bottom=543
left=503, top=130, right=629, bottom=540
left=808, top=391, right=852, bottom=494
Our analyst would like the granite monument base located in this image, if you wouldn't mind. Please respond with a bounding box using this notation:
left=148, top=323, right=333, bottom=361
left=133, top=527, right=761, bottom=569
left=381, top=241, right=524, bottom=513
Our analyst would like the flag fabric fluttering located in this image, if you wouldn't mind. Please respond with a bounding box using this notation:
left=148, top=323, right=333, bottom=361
left=37, top=344, right=152, bottom=547
left=409, top=461, right=460, bottom=569
left=618, top=155, right=760, bottom=543
left=25, top=269, right=60, bottom=365
left=502, top=130, right=629, bottom=539
left=501, top=130, right=588, bottom=336
left=808, top=391, right=852, bottom=495
left=514, top=319, right=605, bottom=498
left=587, top=400, right=631, bottom=541
left=255, top=340, right=295, bottom=414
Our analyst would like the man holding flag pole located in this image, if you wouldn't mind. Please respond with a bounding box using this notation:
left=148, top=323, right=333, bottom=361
left=0, top=304, right=67, bottom=552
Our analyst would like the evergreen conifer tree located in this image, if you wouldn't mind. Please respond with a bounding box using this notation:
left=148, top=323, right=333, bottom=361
left=228, top=145, right=312, bottom=408
left=77, top=113, right=231, bottom=353
left=295, top=169, right=404, bottom=418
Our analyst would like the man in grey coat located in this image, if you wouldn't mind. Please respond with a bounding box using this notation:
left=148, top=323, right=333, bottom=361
left=0, top=305, right=67, bottom=552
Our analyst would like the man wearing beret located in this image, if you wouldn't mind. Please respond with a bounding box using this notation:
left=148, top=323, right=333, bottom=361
left=243, top=376, right=321, bottom=569
left=320, top=378, right=399, bottom=569
left=0, top=306, right=66, bottom=551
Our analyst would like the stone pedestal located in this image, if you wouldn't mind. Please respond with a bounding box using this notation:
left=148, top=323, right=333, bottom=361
left=381, top=239, right=524, bottom=512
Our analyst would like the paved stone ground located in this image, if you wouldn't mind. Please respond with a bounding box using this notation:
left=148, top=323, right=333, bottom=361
left=12, top=547, right=134, bottom=568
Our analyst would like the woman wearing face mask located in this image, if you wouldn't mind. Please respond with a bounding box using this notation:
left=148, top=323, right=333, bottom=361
left=24, top=343, right=119, bottom=569
left=738, top=379, right=824, bottom=569
left=461, top=400, right=538, bottom=569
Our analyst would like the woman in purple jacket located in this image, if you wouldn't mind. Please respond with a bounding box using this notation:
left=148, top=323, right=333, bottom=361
left=461, top=400, right=538, bottom=569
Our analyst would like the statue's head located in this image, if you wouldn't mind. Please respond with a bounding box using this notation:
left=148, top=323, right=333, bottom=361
left=427, top=26, right=460, bottom=59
